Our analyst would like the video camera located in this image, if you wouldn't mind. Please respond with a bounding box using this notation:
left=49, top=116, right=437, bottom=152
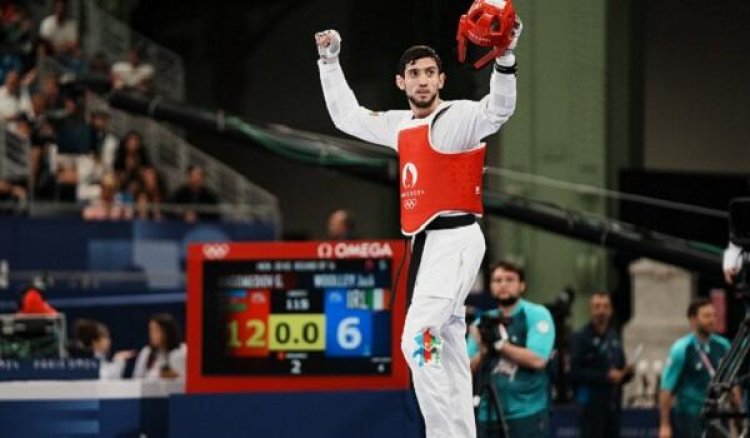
left=478, top=314, right=504, bottom=349
left=729, top=198, right=750, bottom=290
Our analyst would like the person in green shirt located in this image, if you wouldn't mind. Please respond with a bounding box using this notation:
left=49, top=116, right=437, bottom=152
left=659, top=298, right=731, bottom=438
left=467, top=261, right=555, bottom=437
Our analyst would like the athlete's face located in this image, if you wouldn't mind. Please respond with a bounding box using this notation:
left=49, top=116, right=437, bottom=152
left=490, top=268, right=525, bottom=304
left=690, top=304, right=717, bottom=336
left=396, top=57, right=445, bottom=111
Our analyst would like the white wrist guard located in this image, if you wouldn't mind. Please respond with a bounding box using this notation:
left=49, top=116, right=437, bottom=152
left=316, top=29, right=341, bottom=64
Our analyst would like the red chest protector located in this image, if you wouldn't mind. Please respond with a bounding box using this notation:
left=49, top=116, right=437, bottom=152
left=397, top=117, right=485, bottom=236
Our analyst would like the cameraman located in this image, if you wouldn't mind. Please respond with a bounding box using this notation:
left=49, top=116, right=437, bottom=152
left=569, top=291, right=633, bottom=437
left=467, top=261, right=555, bottom=438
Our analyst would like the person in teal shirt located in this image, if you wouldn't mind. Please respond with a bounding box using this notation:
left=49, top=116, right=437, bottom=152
left=467, top=261, right=555, bottom=438
left=659, top=298, right=732, bottom=438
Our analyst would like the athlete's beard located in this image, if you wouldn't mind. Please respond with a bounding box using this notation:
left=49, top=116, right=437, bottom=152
left=408, top=92, right=437, bottom=109
left=497, top=295, right=520, bottom=307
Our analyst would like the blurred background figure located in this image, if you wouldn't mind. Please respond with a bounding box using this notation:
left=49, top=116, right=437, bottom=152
left=38, top=0, right=77, bottom=59
left=570, top=292, right=633, bottom=438
left=326, top=208, right=356, bottom=240
left=111, top=45, right=154, bottom=93
left=170, top=165, right=218, bottom=222
left=132, top=313, right=186, bottom=380
left=70, top=319, right=136, bottom=379
left=658, top=299, right=733, bottom=438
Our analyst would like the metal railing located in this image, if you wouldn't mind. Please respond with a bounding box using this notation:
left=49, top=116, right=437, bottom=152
left=78, top=2, right=185, bottom=99
left=86, top=92, right=281, bottom=225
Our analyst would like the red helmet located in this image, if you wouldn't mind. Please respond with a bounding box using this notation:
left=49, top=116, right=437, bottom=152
left=457, top=0, right=517, bottom=69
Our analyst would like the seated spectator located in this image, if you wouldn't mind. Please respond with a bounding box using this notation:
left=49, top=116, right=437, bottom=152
left=0, top=2, right=32, bottom=53
left=39, top=73, right=66, bottom=114
left=88, top=52, right=110, bottom=77
left=90, top=109, right=118, bottom=172
left=22, top=91, right=48, bottom=124
left=71, top=319, right=135, bottom=379
left=22, top=38, right=55, bottom=85
left=133, top=313, right=186, bottom=380
left=170, top=165, right=219, bottom=222
left=82, top=172, right=133, bottom=221
left=135, top=165, right=165, bottom=221
left=113, top=130, right=150, bottom=200
left=0, top=177, right=26, bottom=212
left=0, top=69, right=21, bottom=119
left=0, top=53, right=22, bottom=85
left=38, top=0, right=78, bottom=58
left=28, top=118, right=59, bottom=200
left=111, top=46, right=154, bottom=92
left=327, top=209, right=356, bottom=240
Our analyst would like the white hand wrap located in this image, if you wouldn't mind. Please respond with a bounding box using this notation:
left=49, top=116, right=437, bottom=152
left=315, top=29, right=342, bottom=64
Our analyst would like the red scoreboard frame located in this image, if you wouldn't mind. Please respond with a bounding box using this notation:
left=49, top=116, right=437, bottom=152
left=186, top=240, right=410, bottom=393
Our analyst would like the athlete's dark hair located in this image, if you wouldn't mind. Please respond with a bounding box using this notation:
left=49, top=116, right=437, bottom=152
left=398, top=45, right=442, bottom=76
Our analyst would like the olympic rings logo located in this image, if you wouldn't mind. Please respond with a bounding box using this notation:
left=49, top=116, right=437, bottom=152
left=203, top=244, right=230, bottom=259
left=403, top=199, right=418, bottom=210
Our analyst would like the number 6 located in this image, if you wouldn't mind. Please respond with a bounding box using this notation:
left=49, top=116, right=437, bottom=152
left=337, top=317, right=362, bottom=350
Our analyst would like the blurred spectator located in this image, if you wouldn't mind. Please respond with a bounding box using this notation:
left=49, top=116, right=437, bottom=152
left=39, top=73, right=65, bottom=114
left=170, top=165, right=219, bottom=222
left=76, top=153, right=103, bottom=202
left=82, top=172, right=133, bottom=221
left=38, top=0, right=78, bottom=58
left=88, top=52, right=109, bottom=76
left=327, top=209, right=356, bottom=240
left=22, top=91, right=47, bottom=123
left=111, top=46, right=154, bottom=92
left=24, top=37, right=55, bottom=76
left=0, top=53, right=22, bottom=84
left=0, top=69, right=21, bottom=119
left=71, top=319, right=135, bottom=379
left=0, top=2, right=32, bottom=53
left=133, top=313, right=186, bottom=380
left=135, top=165, right=165, bottom=221
left=90, top=109, right=118, bottom=171
left=0, top=177, right=26, bottom=212
left=113, top=130, right=150, bottom=200
left=570, top=292, right=633, bottom=438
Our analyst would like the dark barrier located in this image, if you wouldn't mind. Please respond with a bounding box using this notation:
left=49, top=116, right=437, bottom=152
left=0, top=386, right=661, bottom=438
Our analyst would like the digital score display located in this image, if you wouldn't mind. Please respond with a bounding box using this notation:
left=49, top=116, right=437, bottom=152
left=187, top=241, right=409, bottom=393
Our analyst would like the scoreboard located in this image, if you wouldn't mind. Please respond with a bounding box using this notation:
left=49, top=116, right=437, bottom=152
left=186, top=240, right=410, bottom=393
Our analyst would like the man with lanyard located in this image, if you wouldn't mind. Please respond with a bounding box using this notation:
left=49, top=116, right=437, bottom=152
left=315, top=4, right=521, bottom=437
left=569, top=291, right=633, bottom=437
left=659, top=298, right=731, bottom=438
left=467, top=261, right=555, bottom=437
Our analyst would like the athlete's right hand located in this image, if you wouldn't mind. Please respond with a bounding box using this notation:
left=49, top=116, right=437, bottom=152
left=315, top=29, right=341, bottom=63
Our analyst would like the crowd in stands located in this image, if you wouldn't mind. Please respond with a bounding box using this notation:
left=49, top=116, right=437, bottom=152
left=0, top=0, right=219, bottom=222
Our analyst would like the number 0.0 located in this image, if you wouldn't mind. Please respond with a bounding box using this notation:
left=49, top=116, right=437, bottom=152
left=303, top=323, right=319, bottom=344
left=337, top=317, right=362, bottom=350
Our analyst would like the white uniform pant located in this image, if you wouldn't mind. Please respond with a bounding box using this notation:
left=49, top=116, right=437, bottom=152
left=401, top=222, right=485, bottom=438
